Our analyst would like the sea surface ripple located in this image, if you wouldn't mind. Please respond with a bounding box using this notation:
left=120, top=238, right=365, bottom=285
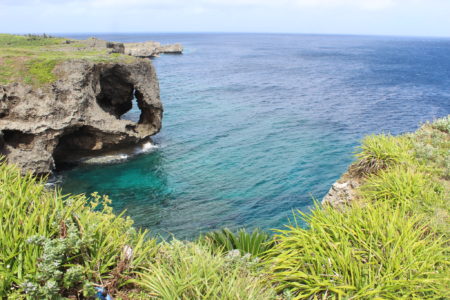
left=61, top=33, right=450, bottom=239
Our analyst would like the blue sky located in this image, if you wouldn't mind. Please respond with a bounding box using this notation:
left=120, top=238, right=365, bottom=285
left=1, top=0, right=449, bottom=37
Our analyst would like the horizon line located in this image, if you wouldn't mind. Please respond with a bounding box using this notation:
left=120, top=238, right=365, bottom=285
left=5, top=31, right=450, bottom=40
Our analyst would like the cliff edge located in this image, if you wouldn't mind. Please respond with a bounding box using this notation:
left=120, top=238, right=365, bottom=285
left=0, top=34, right=164, bottom=174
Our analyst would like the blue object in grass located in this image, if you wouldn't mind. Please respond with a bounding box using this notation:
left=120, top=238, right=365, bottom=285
left=95, top=287, right=113, bottom=300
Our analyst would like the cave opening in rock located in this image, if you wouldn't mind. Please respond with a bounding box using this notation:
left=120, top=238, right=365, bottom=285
left=1, top=130, right=35, bottom=150
left=53, top=126, right=104, bottom=169
left=96, top=67, right=145, bottom=123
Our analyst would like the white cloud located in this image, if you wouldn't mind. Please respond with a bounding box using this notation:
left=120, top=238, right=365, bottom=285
left=293, top=0, right=396, bottom=10
left=0, top=0, right=426, bottom=11
left=198, top=0, right=418, bottom=11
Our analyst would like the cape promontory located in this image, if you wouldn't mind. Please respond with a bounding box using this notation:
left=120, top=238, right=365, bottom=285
left=0, top=34, right=182, bottom=174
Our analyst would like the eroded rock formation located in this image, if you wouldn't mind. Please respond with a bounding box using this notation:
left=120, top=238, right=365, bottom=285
left=78, top=38, right=183, bottom=58
left=0, top=59, right=162, bottom=175
left=124, top=41, right=183, bottom=57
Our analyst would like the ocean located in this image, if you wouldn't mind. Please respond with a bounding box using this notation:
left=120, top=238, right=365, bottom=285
left=60, top=33, right=450, bottom=239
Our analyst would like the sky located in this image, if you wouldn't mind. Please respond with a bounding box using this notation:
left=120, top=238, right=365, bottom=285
left=1, top=0, right=450, bottom=37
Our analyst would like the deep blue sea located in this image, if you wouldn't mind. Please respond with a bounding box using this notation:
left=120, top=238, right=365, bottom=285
left=60, top=33, right=450, bottom=239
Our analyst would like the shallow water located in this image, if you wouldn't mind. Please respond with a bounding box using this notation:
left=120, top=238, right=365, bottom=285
left=60, top=33, right=450, bottom=239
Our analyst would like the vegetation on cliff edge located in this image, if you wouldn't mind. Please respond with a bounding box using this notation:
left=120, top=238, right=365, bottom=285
left=0, top=34, right=135, bottom=86
left=0, top=116, right=448, bottom=299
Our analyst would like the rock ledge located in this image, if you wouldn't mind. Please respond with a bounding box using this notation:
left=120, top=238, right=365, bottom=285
left=0, top=59, right=162, bottom=174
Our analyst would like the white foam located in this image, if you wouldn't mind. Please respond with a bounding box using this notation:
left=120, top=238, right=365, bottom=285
left=135, top=141, right=159, bottom=154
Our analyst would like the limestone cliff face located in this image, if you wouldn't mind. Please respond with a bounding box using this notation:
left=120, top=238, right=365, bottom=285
left=124, top=41, right=183, bottom=57
left=0, top=59, right=162, bottom=175
left=80, top=38, right=184, bottom=58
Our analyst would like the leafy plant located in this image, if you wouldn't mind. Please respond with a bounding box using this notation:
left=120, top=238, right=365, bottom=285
left=199, top=228, right=274, bottom=258
left=132, top=240, right=275, bottom=299
left=350, top=134, right=412, bottom=177
left=361, top=166, right=445, bottom=210
left=264, top=202, right=449, bottom=299
left=431, top=115, right=450, bottom=133
left=0, top=160, right=156, bottom=298
left=408, top=117, right=450, bottom=180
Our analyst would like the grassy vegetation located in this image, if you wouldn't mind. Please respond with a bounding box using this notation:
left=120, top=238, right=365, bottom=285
left=349, top=134, right=413, bottom=177
left=0, top=160, right=272, bottom=299
left=265, top=201, right=448, bottom=299
left=132, top=241, right=274, bottom=299
left=199, top=228, right=274, bottom=258
left=0, top=116, right=448, bottom=299
left=0, top=34, right=135, bottom=86
left=0, top=162, right=157, bottom=298
left=264, top=116, right=450, bottom=299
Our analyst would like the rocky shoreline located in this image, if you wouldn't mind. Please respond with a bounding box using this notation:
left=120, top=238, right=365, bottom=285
left=0, top=36, right=183, bottom=175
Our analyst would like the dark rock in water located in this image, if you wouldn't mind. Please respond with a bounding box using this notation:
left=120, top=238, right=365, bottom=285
left=0, top=59, right=162, bottom=175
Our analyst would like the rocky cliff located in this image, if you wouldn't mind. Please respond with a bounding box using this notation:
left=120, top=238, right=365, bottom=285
left=124, top=41, right=183, bottom=57
left=0, top=59, right=162, bottom=175
left=81, top=37, right=184, bottom=58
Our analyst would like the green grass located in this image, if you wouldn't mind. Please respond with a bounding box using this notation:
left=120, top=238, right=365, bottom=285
left=408, top=118, right=450, bottom=180
left=361, top=166, right=446, bottom=212
left=0, top=33, right=136, bottom=86
left=132, top=240, right=275, bottom=299
left=0, top=34, right=66, bottom=48
left=265, top=202, right=449, bottom=299
left=349, top=134, right=413, bottom=177
left=25, top=59, right=59, bottom=84
left=199, top=227, right=274, bottom=258
left=0, top=116, right=449, bottom=299
left=0, top=160, right=156, bottom=298
left=0, top=160, right=272, bottom=299
left=264, top=116, right=450, bottom=299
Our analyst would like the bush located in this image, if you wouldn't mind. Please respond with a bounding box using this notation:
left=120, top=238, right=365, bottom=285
left=0, top=160, right=156, bottom=298
left=0, top=160, right=272, bottom=299
left=431, top=115, right=450, bottom=133
left=132, top=240, right=275, bottom=299
left=264, top=202, right=449, bottom=299
left=360, top=166, right=445, bottom=212
left=409, top=117, right=450, bottom=180
left=350, top=134, right=413, bottom=177
left=199, top=228, right=274, bottom=258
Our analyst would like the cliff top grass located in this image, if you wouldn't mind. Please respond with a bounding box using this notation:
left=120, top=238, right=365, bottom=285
left=0, top=34, right=136, bottom=86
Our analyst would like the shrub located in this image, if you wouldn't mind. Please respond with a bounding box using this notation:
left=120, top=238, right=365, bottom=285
left=409, top=117, right=450, bottom=180
left=264, top=202, right=449, bottom=299
left=199, top=228, right=274, bottom=258
left=350, top=134, right=413, bottom=177
left=133, top=240, right=275, bottom=299
left=431, top=115, right=450, bottom=133
left=0, top=160, right=156, bottom=298
left=360, top=166, right=445, bottom=212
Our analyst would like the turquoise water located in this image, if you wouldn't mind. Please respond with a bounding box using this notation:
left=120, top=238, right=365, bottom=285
left=61, top=34, right=450, bottom=239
